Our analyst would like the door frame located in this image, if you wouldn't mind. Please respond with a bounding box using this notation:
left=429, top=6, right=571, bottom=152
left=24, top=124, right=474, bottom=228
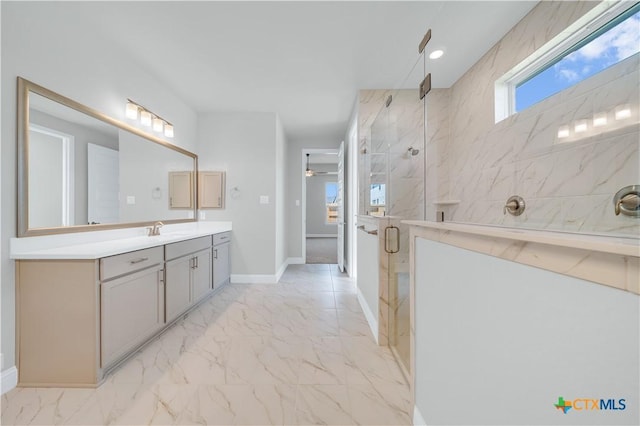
left=29, top=124, right=75, bottom=227
left=301, top=148, right=339, bottom=264
left=347, top=120, right=358, bottom=278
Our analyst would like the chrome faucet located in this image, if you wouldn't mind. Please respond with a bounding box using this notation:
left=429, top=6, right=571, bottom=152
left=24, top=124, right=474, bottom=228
left=147, top=221, right=164, bottom=236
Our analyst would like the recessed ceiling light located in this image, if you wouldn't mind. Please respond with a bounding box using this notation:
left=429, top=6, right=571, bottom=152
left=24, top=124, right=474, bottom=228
left=429, top=49, right=444, bottom=59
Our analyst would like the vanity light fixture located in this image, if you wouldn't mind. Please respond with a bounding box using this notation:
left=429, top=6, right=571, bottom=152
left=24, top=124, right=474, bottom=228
left=125, top=99, right=174, bottom=138
left=429, top=49, right=444, bottom=59
left=125, top=101, right=139, bottom=119
left=152, top=117, right=164, bottom=132
left=140, top=110, right=152, bottom=127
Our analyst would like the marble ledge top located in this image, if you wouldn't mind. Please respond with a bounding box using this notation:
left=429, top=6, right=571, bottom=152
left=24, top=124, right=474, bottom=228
left=357, top=214, right=403, bottom=221
left=403, top=220, right=639, bottom=258
left=10, top=221, right=232, bottom=260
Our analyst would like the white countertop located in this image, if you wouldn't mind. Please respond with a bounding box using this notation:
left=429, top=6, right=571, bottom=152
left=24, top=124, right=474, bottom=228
left=10, top=221, right=232, bottom=260
left=403, top=220, right=640, bottom=257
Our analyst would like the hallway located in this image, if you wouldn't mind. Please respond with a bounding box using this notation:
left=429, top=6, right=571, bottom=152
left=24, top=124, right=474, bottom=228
left=305, top=238, right=338, bottom=264
left=1, top=265, right=411, bottom=425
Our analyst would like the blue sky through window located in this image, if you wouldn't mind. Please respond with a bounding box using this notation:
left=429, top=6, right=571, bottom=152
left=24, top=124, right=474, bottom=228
left=516, top=8, right=640, bottom=112
left=325, top=182, right=337, bottom=204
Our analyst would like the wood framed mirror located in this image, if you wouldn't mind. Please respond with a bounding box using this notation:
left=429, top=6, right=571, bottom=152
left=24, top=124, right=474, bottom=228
left=17, top=77, right=198, bottom=237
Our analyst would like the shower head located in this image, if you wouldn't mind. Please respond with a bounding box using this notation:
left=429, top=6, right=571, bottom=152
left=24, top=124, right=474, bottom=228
left=408, top=147, right=420, bottom=156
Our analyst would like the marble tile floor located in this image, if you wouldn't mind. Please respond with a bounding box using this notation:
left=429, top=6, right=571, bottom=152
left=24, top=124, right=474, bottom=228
left=1, top=264, right=411, bottom=426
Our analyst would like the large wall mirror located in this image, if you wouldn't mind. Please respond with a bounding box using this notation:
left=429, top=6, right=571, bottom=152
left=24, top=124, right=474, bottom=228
left=17, top=77, right=198, bottom=237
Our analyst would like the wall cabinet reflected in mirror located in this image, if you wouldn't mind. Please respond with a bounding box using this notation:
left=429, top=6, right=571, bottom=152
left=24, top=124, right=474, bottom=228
left=168, top=171, right=193, bottom=209
left=18, top=77, right=198, bottom=236
left=198, top=171, right=225, bottom=209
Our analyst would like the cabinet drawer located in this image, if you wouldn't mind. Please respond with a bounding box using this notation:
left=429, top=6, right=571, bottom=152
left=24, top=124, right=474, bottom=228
left=100, top=246, right=164, bottom=281
left=213, top=232, right=231, bottom=246
left=165, top=236, right=211, bottom=261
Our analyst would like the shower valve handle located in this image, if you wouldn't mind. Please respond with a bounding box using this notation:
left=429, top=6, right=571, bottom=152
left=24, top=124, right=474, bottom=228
left=503, top=196, right=525, bottom=216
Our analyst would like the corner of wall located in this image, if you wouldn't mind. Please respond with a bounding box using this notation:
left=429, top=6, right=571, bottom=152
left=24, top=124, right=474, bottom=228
left=413, top=405, right=427, bottom=426
left=1, top=366, right=18, bottom=395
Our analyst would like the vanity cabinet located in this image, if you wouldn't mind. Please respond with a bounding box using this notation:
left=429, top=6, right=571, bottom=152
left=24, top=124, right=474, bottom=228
left=213, top=232, right=231, bottom=288
left=16, top=259, right=101, bottom=387
left=100, top=258, right=164, bottom=369
left=14, top=229, right=230, bottom=387
left=165, top=236, right=212, bottom=323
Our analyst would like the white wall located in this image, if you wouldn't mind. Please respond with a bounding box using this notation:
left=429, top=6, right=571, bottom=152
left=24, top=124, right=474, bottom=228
left=306, top=163, right=338, bottom=236
left=1, top=1, right=198, bottom=372
left=118, top=130, right=194, bottom=223
left=197, top=112, right=279, bottom=276
left=275, top=116, right=287, bottom=271
left=285, top=137, right=340, bottom=260
left=415, top=238, right=639, bottom=425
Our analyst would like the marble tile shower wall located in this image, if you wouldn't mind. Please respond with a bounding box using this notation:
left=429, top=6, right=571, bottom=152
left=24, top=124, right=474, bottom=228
left=435, top=0, right=640, bottom=236
left=425, top=89, right=451, bottom=221
left=387, top=90, right=425, bottom=221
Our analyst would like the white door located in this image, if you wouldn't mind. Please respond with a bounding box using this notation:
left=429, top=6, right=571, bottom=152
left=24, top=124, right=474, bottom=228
left=337, top=141, right=345, bottom=272
left=88, top=143, right=119, bottom=225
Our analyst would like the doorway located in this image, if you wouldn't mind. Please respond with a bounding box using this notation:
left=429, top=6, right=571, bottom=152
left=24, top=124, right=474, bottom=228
left=301, top=149, right=340, bottom=265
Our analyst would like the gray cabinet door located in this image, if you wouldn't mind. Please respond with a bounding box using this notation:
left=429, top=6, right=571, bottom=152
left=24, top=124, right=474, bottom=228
left=101, top=265, right=164, bottom=368
left=165, top=256, right=192, bottom=323
left=213, top=242, right=230, bottom=288
left=192, top=248, right=212, bottom=303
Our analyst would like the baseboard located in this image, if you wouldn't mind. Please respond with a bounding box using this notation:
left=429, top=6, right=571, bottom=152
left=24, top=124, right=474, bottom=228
left=275, top=260, right=288, bottom=283
left=1, top=366, right=18, bottom=395
left=232, top=257, right=304, bottom=284
left=413, top=405, right=427, bottom=425
left=306, top=234, right=338, bottom=238
left=231, top=274, right=279, bottom=284
left=356, top=288, right=378, bottom=344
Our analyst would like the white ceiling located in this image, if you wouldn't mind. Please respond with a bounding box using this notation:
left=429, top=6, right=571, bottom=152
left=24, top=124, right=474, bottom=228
left=49, top=1, right=538, bottom=142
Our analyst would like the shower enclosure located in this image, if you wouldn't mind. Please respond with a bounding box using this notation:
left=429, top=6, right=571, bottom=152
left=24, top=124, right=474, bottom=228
left=359, top=58, right=426, bottom=377
left=358, top=0, right=639, bottom=384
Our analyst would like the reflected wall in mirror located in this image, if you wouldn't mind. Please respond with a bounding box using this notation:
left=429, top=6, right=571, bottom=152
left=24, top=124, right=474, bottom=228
left=18, top=77, right=198, bottom=236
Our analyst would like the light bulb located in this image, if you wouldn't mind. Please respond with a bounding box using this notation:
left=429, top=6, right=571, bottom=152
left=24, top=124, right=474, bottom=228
left=164, top=124, right=174, bottom=138
left=429, top=49, right=444, bottom=59
left=153, top=117, right=164, bottom=132
left=140, top=110, right=152, bottom=126
left=125, top=101, right=139, bottom=119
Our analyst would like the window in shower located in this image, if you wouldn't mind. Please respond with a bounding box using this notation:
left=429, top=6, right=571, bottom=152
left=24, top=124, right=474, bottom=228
left=370, top=184, right=385, bottom=206
left=495, top=1, right=640, bottom=120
